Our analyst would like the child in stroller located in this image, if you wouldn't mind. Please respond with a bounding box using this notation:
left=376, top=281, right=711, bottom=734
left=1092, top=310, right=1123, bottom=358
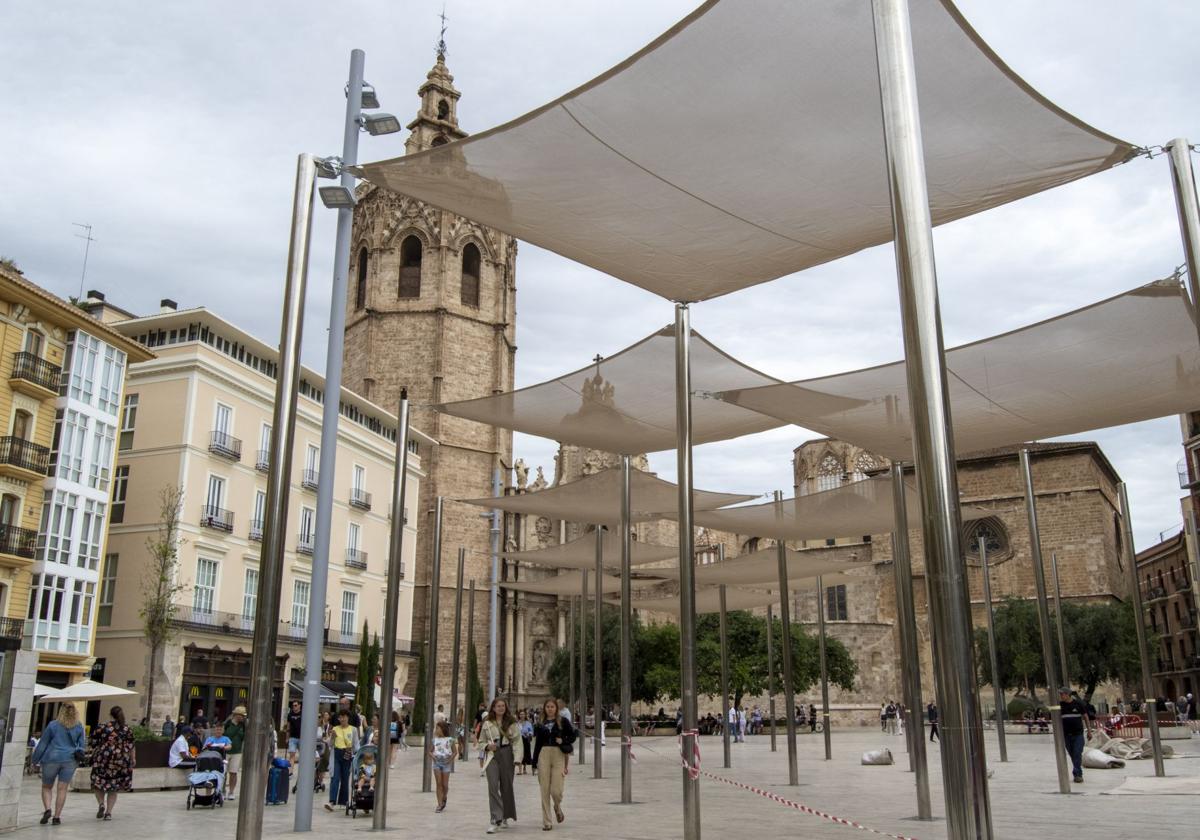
left=186, top=750, right=226, bottom=809
left=345, top=744, right=378, bottom=818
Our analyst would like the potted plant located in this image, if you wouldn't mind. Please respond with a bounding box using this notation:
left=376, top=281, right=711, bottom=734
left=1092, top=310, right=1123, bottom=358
left=131, top=725, right=172, bottom=767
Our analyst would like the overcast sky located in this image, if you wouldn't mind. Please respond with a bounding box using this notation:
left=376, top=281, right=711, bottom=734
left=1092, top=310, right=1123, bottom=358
left=2, top=1, right=1197, bottom=550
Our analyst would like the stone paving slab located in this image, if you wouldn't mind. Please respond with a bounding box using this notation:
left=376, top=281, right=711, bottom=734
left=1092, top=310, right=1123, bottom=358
left=13, top=729, right=1198, bottom=838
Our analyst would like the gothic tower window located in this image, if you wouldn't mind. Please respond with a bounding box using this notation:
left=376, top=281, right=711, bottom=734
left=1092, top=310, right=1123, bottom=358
left=399, top=236, right=422, bottom=299
left=431, top=136, right=448, bottom=147
left=437, top=99, right=450, bottom=120
left=825, top=584, right=848, bottom=621
left=816, top=453, right=843, bottom=492
left=962, top=516, right=1012, bottom=565
left=461, top=243, right=481, bottom=307
left=355, top=247, right=368, bottom=310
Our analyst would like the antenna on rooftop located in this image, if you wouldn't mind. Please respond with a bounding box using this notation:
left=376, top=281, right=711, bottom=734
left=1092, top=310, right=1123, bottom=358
left=72, top=222, right=95, bottom=301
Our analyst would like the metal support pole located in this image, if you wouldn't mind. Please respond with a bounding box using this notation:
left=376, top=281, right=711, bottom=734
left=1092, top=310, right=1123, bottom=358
left=488, top=470, right=501, bottom=701
left=449, top=547, right=466, bottom=749
left=1119, top=482, right=1166, bottom=776
left=619, top=454, right=634, bottom=802
left=373, top=389, right=411, bottom=829
left=568, top=594, right=576, bottom=730
left=593, top=526, right=603, bottom=779
left=464, top=580, right=475, bottom=754
left=979, top=537, right=1008, bottom=763
left=871, top=1, right=993, bottom=834
left=674, top=302, right=700, bottom=840
left=579, top=571, right=588, bottom=766
left=890, top=465, right=932, bottom=818
left=1167, top=139, right=1200, bottom=339
left=295, top=48, right=364, bottom=831
left=719, top=578, right=731, bottom=769
left=815, top=575, right=832, bottom=761
left=1050, top=552, right=1070, bottom=692
left=766, top=604, right=777, bottom=752
left=773, top=492, right=799, bottom=785
left=235, top=153, right=315, bottom=840
left=1020, top=449, right=1071, bottom=793
left=422, top=497, right=445, bottom=793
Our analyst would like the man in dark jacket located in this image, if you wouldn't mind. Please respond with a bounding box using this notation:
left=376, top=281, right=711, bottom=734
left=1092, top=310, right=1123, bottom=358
left=926, top=702, right=939, bottom=742
left=1059, top=687, right=1092, bottom=783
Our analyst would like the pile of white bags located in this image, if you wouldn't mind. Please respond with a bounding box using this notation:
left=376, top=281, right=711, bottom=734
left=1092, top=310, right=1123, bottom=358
left=861, top=748, right=894, bottom=765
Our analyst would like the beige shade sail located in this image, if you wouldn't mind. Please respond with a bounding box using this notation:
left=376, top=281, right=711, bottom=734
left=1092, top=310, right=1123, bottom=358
left=717, top=279, right=1200, bottom=461
left=627, top=571, right=870, bottom=616
left=502, top=570, right=663, bottom=597
left=686, top=473, right=988, bottom=542
left=645, top=545, right=872, bottom=586
left=355, top=0, right=1134, bottom=302
left=436, top=327, right=787, bottom=454
left=459, top=466, right=756, bottom=527
left=503, top=530, right=677, bottom=571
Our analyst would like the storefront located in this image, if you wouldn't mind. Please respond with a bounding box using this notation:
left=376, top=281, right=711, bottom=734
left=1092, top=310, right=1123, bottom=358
left=180, top=644, right=285, bottom=726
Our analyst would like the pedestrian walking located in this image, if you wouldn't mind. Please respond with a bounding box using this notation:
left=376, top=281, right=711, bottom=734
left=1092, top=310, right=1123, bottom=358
left=736, top=706, right=747, bottom=743
left=885, top=701, right=898, bottom=735
left=30, top=703, right=85, bottom=825
left=324, top=710, right=360, bottom=810
left=518, top=710, right=534, bottom=775
left=389, top=710, right=403, bottom=766
left=532, top=697, right=575, bottom=832
left=223, top=706, right=246, bottom=799
left=1058, top=687, right=1093, bottom=783
left=480, top=696, right=523, bottom=833
left=879, top=702, right=887, bottom=731
left=88, top=706, right=134, bottom=820
left=430, top=720, right=458, bottom=813
left=286, top=700, right=303, bottom=765
left=927, top=702, right=939, bottom=742
left=160, top=716, right=175, bottom=739
left=809, top=703, right=817, bottom=733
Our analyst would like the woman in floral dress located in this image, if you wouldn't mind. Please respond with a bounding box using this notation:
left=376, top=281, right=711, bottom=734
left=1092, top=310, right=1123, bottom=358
left=88, top=706, right=135, bottom=820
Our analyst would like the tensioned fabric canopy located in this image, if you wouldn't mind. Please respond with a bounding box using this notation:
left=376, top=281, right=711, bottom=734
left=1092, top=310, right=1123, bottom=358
left=717, top=279, right=1200, bottom=461
left=503, top=530, right=677, bottom=571
left=687, top=473, right=988, bottom=542
left=437, top=327, right=787, bottom=454
left=642, top=545, right=871, bottom=586
left=460, top=466, right=755, bottom=527
left=628, top=571, right=869, bottom=616
left=355, top=0, right=1134, bottom=302
left=503, top=570, right=663, bottom=597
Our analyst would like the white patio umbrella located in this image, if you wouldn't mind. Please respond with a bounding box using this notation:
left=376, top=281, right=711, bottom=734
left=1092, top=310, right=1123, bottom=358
left=32, top=683, right=56, bottom=698
left=37, top=679, right=137, bottom=702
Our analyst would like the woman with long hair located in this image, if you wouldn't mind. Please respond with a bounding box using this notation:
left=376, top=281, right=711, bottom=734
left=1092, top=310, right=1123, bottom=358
left=479, top=696, right=522, bottom=833
left=389, top=710, right=403, bottom=767
left=428, top=719, right=458, bottom=812
left=29, top=703, right=86, bottom=825
left=531, top=697, right=575, bottom=831
left=88, top=706, right=135, bottom=819
left=517, top=710, right=533, bottom=775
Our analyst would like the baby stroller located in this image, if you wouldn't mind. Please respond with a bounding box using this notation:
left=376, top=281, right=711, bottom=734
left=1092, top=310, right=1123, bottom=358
left=345, top=744, right=378, bottom=818
left=186, top=750, right=226, bottom=809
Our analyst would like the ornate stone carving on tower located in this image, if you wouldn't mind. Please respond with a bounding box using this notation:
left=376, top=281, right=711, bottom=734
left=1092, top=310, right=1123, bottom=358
left=343, top=49, right=517, bottom=699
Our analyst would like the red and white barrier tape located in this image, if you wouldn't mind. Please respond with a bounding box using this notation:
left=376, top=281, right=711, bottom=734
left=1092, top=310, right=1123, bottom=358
left=679, top=729, right=700, bottom=780
left=621, top=735, right=637, bottom=763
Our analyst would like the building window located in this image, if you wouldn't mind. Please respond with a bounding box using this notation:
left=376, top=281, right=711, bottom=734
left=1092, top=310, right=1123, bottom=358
left=119, top=394, right=138, bottom=450
left=398, top=236, right=422, bottom=299
left=89, top=421, right=115, bottom=491
left=0, top=493, right=19, bottom=527
left=97, top=344, right=126, bottom=414
left=11, top=408, right=31, bottom=441
left=193, top=557, right=218, bottom=615
left=110, top=465, right=129, bottom=523
left=98, top=554, right=118, bottom=626
left=340, top=590, right=358, bottom=638
left=353, top=464, right=365, bottom=494
left=251, top=489, right=266, bottom=539
left=963, top=517, right=1013, bottom=565
left=291, top=579, right=310, bottom=628
left=461, top=243, right=481, bottom=307
left=825, top=584, right=848, bottom=621
left=38, top=490, right=77, bottom=565
left=243, top=568, right=258, bottom=621
left=77, top=499, right=105, bottom=571
left=355, top=247, right=368, bottom=309
left=815, top=453, right=843, bottom=493
left=57, top=410, right=88, bottom=483
left=299, top=506, right=315, bottom=553
left=24, top=329, right=44, bottom=357
left=206, top=474, right=226, bottom=511
left=66, top=579, right=96, bottom=651
left=68, top=332, right=100, bottom=405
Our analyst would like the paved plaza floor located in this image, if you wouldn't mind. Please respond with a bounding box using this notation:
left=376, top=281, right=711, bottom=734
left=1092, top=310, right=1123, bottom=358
left=12, top=728, right=1199, bottom=838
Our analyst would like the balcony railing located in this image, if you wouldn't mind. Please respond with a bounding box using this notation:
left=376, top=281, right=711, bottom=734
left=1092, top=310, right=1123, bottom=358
left=10, top=351, right=62, bottom=393
left=0, top=617, right=25, bottom=641
left=249, top=519, right=264, bottom=542
left=169, top=605, right=419, bottom=654
left=297, top=533, right=315, bottom=555
left=255, top=449, right=270, bottom=472
left=209, top=430, right=242, bottom=461
left=349, top=488, right=372, bottom=511
left=0, top=436, right=50, bottom=475
left=0, top=524, right=38, bottom=559
left=346, top=548, right=368, bottom=570
left=301, top=469, right=319, bottom=490
left=1148, top=586, right=1168, bottom=601
left=200, top=505, right=234, bottom=532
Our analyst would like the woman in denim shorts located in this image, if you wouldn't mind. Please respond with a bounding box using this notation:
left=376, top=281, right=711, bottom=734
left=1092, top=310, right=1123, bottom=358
left=30, top=704, right=86, bottom=825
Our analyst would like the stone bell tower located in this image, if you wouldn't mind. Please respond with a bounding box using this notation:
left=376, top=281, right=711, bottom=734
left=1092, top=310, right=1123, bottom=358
left=343, top=48, right=518, bottom=701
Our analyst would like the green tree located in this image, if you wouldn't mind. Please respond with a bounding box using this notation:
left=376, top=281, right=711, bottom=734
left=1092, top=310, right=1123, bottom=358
left=467, top=642, right=484, bottom=717
left=974, top=597, right=1045, bottom=700
left=546, top=604, right=671, bottom=707
left=356, top=620, right=372, bottom=716
left=367, top=632, right=381, bottom=722
left=412, top=646, right=427, bottom=734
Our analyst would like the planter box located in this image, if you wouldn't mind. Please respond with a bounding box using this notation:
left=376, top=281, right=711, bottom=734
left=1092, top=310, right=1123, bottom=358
left=135, top=740, right=172, bottom=768
left=70, top=766, right=192, bottom=792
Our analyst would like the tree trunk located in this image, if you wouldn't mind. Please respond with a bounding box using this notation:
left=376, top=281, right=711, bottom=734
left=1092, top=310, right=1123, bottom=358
left=145, top=641, right=160, bottom=723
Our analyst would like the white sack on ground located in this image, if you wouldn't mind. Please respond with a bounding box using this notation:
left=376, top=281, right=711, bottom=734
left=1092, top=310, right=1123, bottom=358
left=1082, top=748, right=1125, bottom=769
left=862, top=748, right=894, bottom=766
left=1088, top=729, right=1175, bottom=761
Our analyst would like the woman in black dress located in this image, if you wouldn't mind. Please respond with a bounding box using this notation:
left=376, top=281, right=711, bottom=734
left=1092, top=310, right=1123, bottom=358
left=88, top=706, right=135, bottom=820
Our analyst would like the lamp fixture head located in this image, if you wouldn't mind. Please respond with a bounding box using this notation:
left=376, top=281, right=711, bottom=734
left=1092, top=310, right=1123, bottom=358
left=359, top=112, right=402, bottom=136
left=319, top=185, right=357, bottom=209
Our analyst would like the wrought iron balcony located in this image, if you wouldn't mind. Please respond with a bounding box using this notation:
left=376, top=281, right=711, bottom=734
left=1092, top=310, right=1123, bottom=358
left=297, top=533, right=315, bottom=555
left=1148, top=586, right=1168, bottom=601
left=0, top=436, right=50, bottom=476
left=0, top=524, right=38, bottom=559
left=349, top=488, right=372, bottom=511
left=249, top=519, right=264, bottom=542
left=0, top=616, right=25, bottom=641
left=209, top=430, right=242, bottom=461
left=1178, top=458, right=1198, bottom=490
left=200, top=505, right=234, bottom=532
left=301, top=469, right=319, bottom=490
left=345, top=548, right=368, bottom=570
left=255, top=449, right=270, bottom=472
left=9, top=351, right=61, bottom=394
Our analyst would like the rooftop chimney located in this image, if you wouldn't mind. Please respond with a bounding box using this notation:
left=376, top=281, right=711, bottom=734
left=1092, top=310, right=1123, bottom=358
left=85, top=289, right=105, bottom=303
left=160, top=298, right=178, bottom=313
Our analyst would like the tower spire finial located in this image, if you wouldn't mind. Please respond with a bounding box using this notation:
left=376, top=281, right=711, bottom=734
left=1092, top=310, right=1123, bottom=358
left=437, top=3, right=448, bottom=58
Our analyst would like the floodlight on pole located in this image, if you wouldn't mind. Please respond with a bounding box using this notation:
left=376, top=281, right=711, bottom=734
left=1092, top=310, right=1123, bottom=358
left=318, top=185, right=356, bottom=209
left=359, top=112, right=402, bottom=136
left=361, top=83, right=380, bottom=109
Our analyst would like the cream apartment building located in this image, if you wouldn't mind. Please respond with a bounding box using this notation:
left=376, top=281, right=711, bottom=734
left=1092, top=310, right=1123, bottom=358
left=90, top=300, right=430, bottom=725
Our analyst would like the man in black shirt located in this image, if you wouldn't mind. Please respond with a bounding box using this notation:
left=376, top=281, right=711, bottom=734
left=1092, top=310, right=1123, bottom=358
left=927, top=702, right=939, bottom=742
left=286, top=700, right=304, bottom=764
left=1058, top=687, right=1092, bottom=783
